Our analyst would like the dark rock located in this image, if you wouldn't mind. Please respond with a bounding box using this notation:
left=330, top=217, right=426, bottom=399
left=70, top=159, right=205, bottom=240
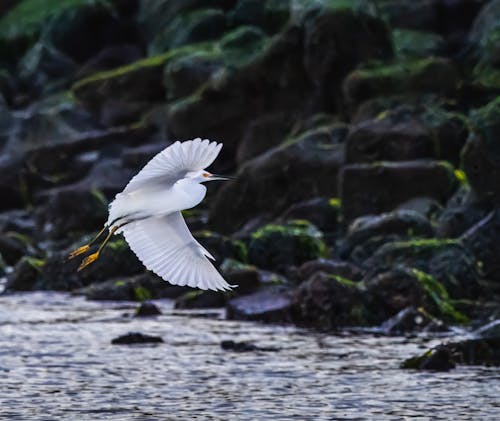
left=120, top=143, right=168, bottom=170
left=0, top=210, right=36, bottom=236
left=339, top=210, right=435, bottom=260
left=0, top=233, right=26, bottom=265
left=4, top=256, right=44, bottom=291
left=111, top=332, right=164, bottom=345
left=75, top=273, right=189, bottom=301
left=227, top=288, right=293, bottom=323
left=135, top=301, right=162, bottom=316
left=0, top=156, right=26, bottom=211
left=462, top=97, right=500, bottom=203
left=339, top=161, right=459, bottom=223
left=379, top=0, right=440, bottom=32
left=247, top=221, right=328, bottom=272
left=396, top=197, right=443, bottom=221
left=297, top=259, right=364, bottom=283
left=403, top=348, right=456, bottom=371
left=194, top=231, right=247, bottom=265
left=279, top=197, right=341, bottom=234
left=220, top=340, right=279, bottom=352
left=469, top=0, right=500, bottom=67
left=78, top=44, right=144, bottom=77
left=392, top=29, right=445, bottom=59
left=236, top=111, right=293, bottom=165
left=461, top=209, right=500, bottom=283
left=343, top=58, right=459, bottom=108
left=474, top=319, right=500, bottom=338
left=210, top=125, right=345, bottom=233
left=380, top=306, right=448, bottom=335
left=220, top=260, right=260, bottom=294
left=174, top=290, right=227, bottom=309
left=364, top=240, right=481, bottom=300
left=292, top=271, right=366, bottom=329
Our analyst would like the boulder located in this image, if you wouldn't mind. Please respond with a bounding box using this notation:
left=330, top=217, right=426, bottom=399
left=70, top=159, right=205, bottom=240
left=175, top=290, right=227, bottom=309
left=226, top=288, right=293, bottom=322
left=111, top=332, right=164, bottom=345
left=4, top=256, right=44, bottom=291
left=392, top=29, right=445, bottom=59
left=380, top=306, right=449, bottom=335
left=0, top=233, right=26, bottom=265
left=339, top=160, right=459, bottom=223
left=247, top=221, right=328, bottom=272
left=210, top=125, right=345, bottom=233
left=296, top=258, right=363, bottom=283
left=220, top=339, right=280, bottom=352
left=135, top=301, right=162, bottom=317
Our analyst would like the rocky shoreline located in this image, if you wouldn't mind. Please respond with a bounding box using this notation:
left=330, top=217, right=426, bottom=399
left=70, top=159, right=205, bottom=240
left=1, top=0, right=500, bottom=370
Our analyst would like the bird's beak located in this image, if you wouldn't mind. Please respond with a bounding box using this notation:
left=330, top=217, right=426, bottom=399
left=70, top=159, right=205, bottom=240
left=209, top=174, right=234, bottom=181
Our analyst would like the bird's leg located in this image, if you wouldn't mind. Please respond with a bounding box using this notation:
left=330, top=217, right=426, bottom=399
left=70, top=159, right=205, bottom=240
left=68, top=225, right=108, bottom=260
left=77, top=226, right=118, bottom=271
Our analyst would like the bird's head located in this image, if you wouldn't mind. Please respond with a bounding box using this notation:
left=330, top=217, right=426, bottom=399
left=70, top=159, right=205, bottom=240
left=188, top=170, right=233, bottom=183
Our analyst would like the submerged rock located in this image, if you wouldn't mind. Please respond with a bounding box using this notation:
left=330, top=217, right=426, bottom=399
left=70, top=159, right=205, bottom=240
left=135, top=301, right=162, bottom=317
left=174, top=290, right=227, bottom=309
left=111, top=332, right=164, bottom=345
left=220, top=340, right=280, bottom=352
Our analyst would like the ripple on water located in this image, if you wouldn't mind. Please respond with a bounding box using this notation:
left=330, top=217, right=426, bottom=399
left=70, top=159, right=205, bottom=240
left=0, top=292, right=499, bottom=420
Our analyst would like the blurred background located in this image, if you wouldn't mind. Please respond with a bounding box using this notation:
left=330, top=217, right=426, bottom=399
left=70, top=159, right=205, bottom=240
left=1, top=0, right=500, bottom=419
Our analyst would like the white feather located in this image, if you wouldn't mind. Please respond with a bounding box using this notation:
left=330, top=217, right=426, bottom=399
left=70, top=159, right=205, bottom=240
left=122, top=212, right=233, bottom=291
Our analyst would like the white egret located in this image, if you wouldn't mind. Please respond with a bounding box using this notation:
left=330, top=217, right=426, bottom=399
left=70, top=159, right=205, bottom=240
left=68, top=138, right=235, bottom=291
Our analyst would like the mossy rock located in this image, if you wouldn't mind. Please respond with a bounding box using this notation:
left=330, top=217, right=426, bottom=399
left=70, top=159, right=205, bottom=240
left=149, top=8, right=227, bottom=55
left=343, top=57, right=460, bottom=106
left=219, top=25, right=268, bottom=68
left=248, top=220, right=328, bottom=271
left=392, top=28, right=445, bottom=59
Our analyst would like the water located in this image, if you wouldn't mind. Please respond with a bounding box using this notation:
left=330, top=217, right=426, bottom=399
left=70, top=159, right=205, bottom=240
left=0, top=292, right=499, bottom=420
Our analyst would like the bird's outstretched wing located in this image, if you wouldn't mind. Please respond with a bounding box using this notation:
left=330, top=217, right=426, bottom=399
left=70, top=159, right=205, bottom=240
left=123, top=138, right=222, bottom=193
left=121, top=211, right=233, bottom=291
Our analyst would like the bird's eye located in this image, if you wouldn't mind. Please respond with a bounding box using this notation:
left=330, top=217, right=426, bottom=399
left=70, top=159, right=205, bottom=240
left=202, top=173, right=210, bottom=178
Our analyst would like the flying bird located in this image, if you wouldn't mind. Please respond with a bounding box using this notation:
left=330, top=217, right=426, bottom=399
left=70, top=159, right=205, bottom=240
left=68, top=138, right=234, bottom=291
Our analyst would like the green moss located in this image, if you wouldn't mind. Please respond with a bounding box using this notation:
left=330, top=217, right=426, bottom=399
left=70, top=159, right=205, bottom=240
left=328, top=198, right=341, bottom=208
left=114, top=280, right=125, bottom=287
left=392, top=29, right=444, bottom=59
left=24, top=256, right=45, bottom=271
left=454, top=169, right=468, bottom=186
left=133, top=285, right=151, bottom=302
left=411, top=268, right=469, bottom=324
left=395, top=238, right=459, bottom=249
left=106, top=238, right=129, bottom=252
left=328, top=274, right=359, bottom=289
left=219, top=26, right=267, bottom=68
left=0, top=0, right=108, bottom=40
left=472, top=63, right=500, bottom=90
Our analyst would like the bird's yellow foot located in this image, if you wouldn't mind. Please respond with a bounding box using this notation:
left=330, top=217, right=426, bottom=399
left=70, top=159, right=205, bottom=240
left=68, top=244, right=90, bottom=260
left=78, top=252, right=100, bottom=271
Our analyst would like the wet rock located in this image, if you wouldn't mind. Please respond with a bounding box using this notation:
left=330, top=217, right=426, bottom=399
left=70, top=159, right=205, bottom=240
left=220, top=340, right=280, bottom=352
left=0, top=233, right=26, bottom=265
left=343, top=58, right=459, bottom=107
left=392, top=29, right=445, bottom=59
left=396, top=197, right=443, bottom=221
left=380, top=307, right=448, bottom=335
left=462, top=97, right=500, bottom=202
left=292, top=271, right=366, bottom=329
left=340, top=161, right=459, bottom=223
left=227, top=288, right=293, bottom=323
left=120, top=143, right=168, bottom=170
left=135, top=301, right=162, bottom=317
left=111, top=332, right=164, bottom=345
left=461, top=209, right=500, bottom=283
left=76, top=273, right=189, bottom=301
left=297, top=259, right=364, bottom=283
left=0, top=156, right=26, bottom=211
left=4, top=256, right=44, bottom=292
left=346, top=110, right=433, bottom=163
left=339, top=210, right=435, bottom=260
left=279, top=197, right=341, bottom=235
left=247, top=221, right=328, bottom=272
left=210, top=125, right=345, bottom=233
left=194, top=231, right=247, bottom=265
left=236, top=111, right=293, bottom=165
left=175, top=290, right=227, bottom=309
left=0, top=210, right=36, bottom=236
left=379, top=0, right=440, bottom=32
left=403, top=347, right=456, bottom=371
left=469, top=0, right=500, bottom=67
left=78, top=44, right=144, bottom=78
left=364, top=240, right=480, bottom=300
left=228, top=0, right=289, bottom=33
left=302, top=5, right=393, bottom=110
left=220, top=259, right=260, bottom=294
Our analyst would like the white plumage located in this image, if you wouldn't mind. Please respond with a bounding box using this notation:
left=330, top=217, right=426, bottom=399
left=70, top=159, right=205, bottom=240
left=106, top=138, right=233, bottom=291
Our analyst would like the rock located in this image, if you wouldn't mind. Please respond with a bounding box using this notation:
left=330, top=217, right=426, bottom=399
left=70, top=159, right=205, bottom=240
left=302, top=5, right=393, bottom=110
left=380, top=307, right=448, bottom=335
left=77, top=44, right=144, bottom=77
left=149, top=8, right=227, bottom=54
left=340, top=161, right=459, bottom=223
left=236, top=111, right=294, bottom=165
left=75, top=273, right=189, bottom=301
left=0, top=233, right=26, bottom=265
left=228, top=0, right=289, bottom=33
left=339, top=210, right=435, bottom=260
left=396, top=197, right=443, bottom=220
left=379, top=0, right=440, bottom=32
left=0, top=156, right=26, bottom=211
left=402, top=347, right=456, bottom=371
left=135, top=301, right=162, bottom=317
left=297, top=259, right=364, bottom=283
left=111, top=332, right=164, bottom=345
left=364, top=240, right=481, bottom=300
left=247, top=221, right=328, bottom=272
left=193, top=231, right=247, bottom=265
left=226, top=288, right=293, bottom=322
left=469, top=0, right=500, bottom=67
left=4, top=256, right=44, bottom=291
left=346, top=110, right=433, bottom=163
left=461, top=209, right=500, bottom=283
left=174, top=290, right=227, bottom=309
left=462, top=97, right=500, bottom=202
left=0, top=210, right=36, bottom=236
left=120, top=143, right=168, bottom=170
left=392, top=29, right=445, bottom=59
left=220, top=340, right=280, bottom=352
left=210, top=125, right=345, bottom=233
left=220, top=259, right=260, bottom=294
left=343, top=58, right=460, bottom=107
left=292, top=271, right=366, bottom=328
left=279, top=197, right=341, bottom=235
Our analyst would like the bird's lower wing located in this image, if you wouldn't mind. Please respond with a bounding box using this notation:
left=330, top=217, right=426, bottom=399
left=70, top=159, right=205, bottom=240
left=121, top=212, right=233, bottom=291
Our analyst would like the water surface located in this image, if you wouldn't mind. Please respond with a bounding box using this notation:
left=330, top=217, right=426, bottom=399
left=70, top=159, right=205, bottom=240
left=1, top=292, right=499, bottom=420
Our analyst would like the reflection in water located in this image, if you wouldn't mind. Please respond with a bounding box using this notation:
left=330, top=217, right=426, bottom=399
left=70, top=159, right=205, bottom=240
left=0, top=292, right=499, bottom=420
